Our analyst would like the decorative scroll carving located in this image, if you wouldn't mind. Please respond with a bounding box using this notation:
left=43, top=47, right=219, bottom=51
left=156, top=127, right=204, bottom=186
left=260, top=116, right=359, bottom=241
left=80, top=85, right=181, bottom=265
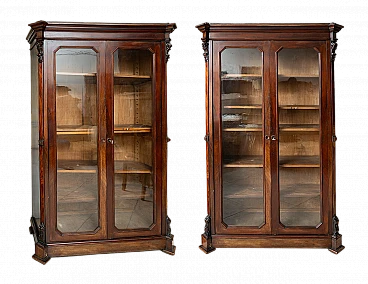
left=332, top=214, right=341, bottom=238
left=30, top=217, right=51, bottom=263
left=331, top=40, right=339, bottom=59
left=202, top=215, right=211, bottom=239
left=36, top=41, right=44, bottom=63
left=202, top=40, right=209, bottom=62
left=329, top=24, right=339, bottom=62
left=28, top=217, right=46, bottom=245
left=38, top=223, right=46, bottom=244
left=165, top=37, right=173, bottom=63
left=166, top=216, right=174, bottom=238
left=165, top=25, right=177, bottom=63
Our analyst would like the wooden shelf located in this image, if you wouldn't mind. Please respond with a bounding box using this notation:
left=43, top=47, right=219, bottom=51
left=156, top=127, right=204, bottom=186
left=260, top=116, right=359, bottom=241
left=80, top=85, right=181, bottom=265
left=56, top=72, right=96, bottom=77
left=279, top=124, right=319, bottom=132
left=279, top=74, right=319, bottom=79
left=114, top=161, right=152, bottom=174
left=223, top=124, right=262, bottom=132
left=56, top=72, right=150, bottom=77
left=57, top=125, right=152, bottom=135
left=223, top=155, right=319, bottom=168
left=222, top=104, right=317, bottom=110
left=114, top=74, right=151, bottom=85
left=56, top=72, right=97, bottom=85
left=58, top=160, right=152, bottom=174
left=223, top=124, right=318, bottom=132
left=223, top=104, right=319, bottom=110
left=56, top=73, right=152, bottom=86
left=279, top=105, right=319, bottom=110
left=114, top=74, right=151, bottom=79
left=223, top=128, right=262, bottom=132
left=57, top=126, right=95, bottom=135
left=114, top=124, right=151, bottom=134
left=222, top=74, right=262, bottom=80
left=223, top=104, right=262, bottom=109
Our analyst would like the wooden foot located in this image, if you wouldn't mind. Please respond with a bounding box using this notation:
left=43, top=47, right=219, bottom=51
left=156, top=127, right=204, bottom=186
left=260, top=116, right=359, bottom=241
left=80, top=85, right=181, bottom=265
left=32, top=243, right=50, bottom=264
left=199, top=233, right=216, bottom=254
left=162, top=235, right=176, bottom=255
left=329, top=234, right=345, bottom=254
left=32, top=253, right=50, bottom=265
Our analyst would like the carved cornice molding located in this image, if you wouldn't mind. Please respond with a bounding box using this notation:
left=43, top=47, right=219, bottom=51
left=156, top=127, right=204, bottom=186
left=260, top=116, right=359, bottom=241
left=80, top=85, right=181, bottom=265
left=165, top=38, right=172, bottom=63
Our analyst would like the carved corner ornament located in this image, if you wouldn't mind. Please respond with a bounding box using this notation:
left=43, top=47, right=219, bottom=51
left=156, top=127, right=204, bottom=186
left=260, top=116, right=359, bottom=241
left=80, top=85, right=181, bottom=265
left=30, top=217, right=50, bottom=264
left=198, top=215, right=216, bottom=256
left=36, top=41, right=44, bottom=63
left=327, top=214, right=346, bottom=256
left=165, top=24, right=178, bottom=63
left=162, top=216, right=176, bottom=255
left=330, top=40, right=338, bottom=62
left=201, top=40, right=209, bottom=62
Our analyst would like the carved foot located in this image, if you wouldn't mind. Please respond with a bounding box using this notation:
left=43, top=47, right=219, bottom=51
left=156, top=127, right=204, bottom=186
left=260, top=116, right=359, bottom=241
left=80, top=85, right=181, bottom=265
left=329, top=234, right=345, bottom=254
left=32, top=243, right=50, bottom=264
left=199, top=215, right=216, bottom=254
left=32, top=253, right=51, bottom=265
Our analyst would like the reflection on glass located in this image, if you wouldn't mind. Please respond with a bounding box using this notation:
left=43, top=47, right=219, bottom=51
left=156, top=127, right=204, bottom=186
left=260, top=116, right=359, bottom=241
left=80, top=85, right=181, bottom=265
left=113, top=49, right=154, bottom=230
left=56, top=49, right=99, bottom=233
left=221, top=48, right=264, bottom=227
left=278, top=48, right=321, bottom=227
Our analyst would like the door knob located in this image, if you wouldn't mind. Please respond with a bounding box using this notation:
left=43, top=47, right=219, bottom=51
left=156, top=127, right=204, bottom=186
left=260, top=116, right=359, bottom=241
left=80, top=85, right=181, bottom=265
left=107, top=138, right=114, bottom=144
left=265, top=135, right=277, bottom=141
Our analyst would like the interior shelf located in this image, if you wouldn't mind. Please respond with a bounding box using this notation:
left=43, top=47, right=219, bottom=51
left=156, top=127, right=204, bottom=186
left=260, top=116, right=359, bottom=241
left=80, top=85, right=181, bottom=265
left=221, top=74, right=262, bottom=80
left=223, top=105, right=319, bottom=110
left=55, top=73, right=152, bottom=85
left=56, top=72, right=97, bottom=76
left=114, top=124, right=152, bottom=134
left=114, top=74, right=151, bottom=85
left=57, top=125, right=152, bottom=135
left=57, top=160, right=152, bottom=174
left=279, top=124, right=319, bottom=132
left=114, top=161, right=152, bottom=174
left=278, top=74, right=319, bottom=79
left=223, top=155, right=319, bottom=168
left=223, top=125, right=262, bottom=132
left=223, top=104, right=262, bottom=109
left=279, top=105, right=319, bottom=110
left=223, top=124, right=319, bottom=132
left=57, top=126, right=95, bottom=135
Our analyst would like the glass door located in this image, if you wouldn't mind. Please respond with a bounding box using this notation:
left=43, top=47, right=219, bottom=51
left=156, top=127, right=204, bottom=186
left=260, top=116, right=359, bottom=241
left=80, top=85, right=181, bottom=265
left=112, top=48, right=153, bottom=233
left=48, top=42, right=107, bottom=242
left=107, top=43, right=161, bottom=238
left=214, top=42, right=271, bottom=234
left=274, top=42, right=329, bottom=234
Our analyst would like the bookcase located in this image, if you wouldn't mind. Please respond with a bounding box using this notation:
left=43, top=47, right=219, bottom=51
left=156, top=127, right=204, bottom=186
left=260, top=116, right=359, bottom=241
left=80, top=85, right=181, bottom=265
left=197, top=23, right=344, bottom=254
left=28, top=21, right=176, bottom=263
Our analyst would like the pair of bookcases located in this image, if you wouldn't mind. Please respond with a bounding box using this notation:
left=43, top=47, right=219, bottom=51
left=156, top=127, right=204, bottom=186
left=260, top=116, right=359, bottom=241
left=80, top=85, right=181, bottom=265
left=28, top=21, right=344, bottom=264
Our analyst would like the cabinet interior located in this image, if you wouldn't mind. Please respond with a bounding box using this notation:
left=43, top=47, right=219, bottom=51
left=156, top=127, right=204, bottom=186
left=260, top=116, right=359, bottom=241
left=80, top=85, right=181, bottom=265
left=221, top=47, right=321, bottom=228
left=55, top=48, right=155, bottom=232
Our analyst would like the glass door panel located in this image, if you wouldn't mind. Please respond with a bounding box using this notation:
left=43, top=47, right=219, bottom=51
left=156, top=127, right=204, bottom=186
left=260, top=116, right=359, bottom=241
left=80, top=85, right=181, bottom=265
left=55, top=48, right=99, bottom=233
left=113, top=49, right=154, bottom=230
left=277, top=48, right=321, bottom=227
left=221, top=48, right=264, bottom=227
